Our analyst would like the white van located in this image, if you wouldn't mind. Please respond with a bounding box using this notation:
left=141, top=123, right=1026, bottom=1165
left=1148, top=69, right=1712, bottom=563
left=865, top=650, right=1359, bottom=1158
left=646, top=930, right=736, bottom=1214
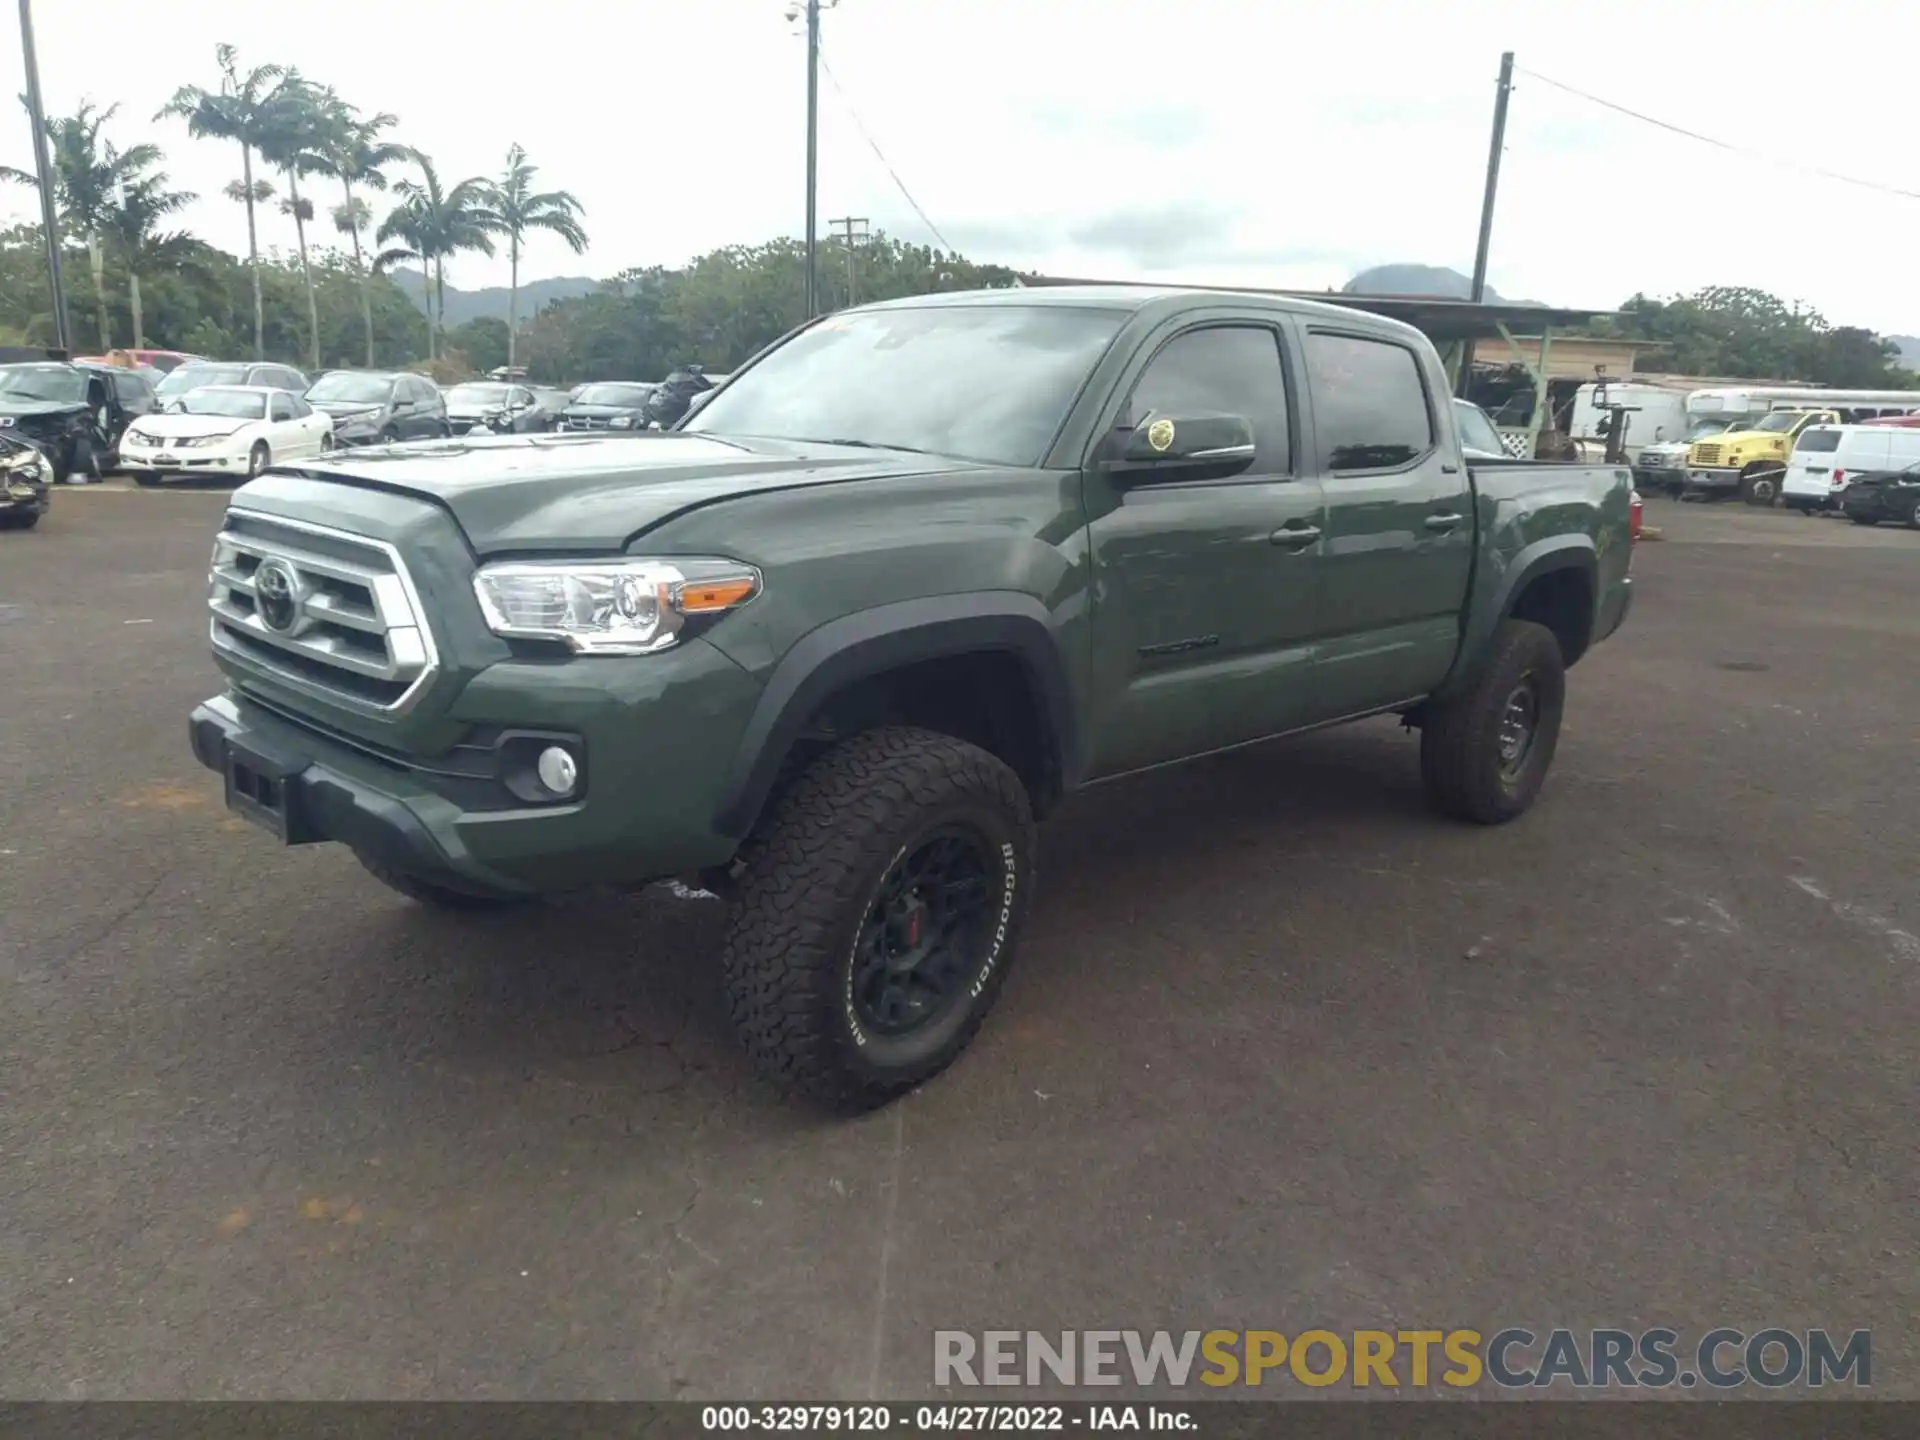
left=1783, top=425, right=1920, bottom=512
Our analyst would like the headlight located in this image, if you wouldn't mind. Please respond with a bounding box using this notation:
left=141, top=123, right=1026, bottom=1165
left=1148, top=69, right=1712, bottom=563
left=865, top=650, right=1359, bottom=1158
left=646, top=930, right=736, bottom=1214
left=609, top=414, right=635, bottom=429
left=472, top=557, right=761, bottom=655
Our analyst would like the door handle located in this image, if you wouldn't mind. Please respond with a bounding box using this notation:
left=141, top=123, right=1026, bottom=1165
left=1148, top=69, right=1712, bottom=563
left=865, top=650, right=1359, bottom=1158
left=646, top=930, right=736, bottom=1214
left=1424, top=512, right=1463, bottom=532
left=1270, top=524, right=1321, bottom=547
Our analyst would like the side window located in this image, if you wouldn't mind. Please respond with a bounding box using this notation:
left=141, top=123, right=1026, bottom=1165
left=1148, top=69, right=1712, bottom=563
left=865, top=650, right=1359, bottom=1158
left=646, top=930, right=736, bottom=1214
left=269, top=393, right=295, bottom=422
left=1125, top=325, right=1291, bottom=473
left=413, top=378, right=439, bottom=405
left=118, top=373, right=151, bottom=405
left=512, top=388, right=534, bottom=407
left=1305, top=332, right=1436, bottom=471
left=288, top=395, right=311, bottom=419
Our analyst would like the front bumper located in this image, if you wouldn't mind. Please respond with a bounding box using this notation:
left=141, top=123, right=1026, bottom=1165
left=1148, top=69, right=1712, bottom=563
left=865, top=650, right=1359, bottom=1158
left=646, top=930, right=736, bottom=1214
left=189, top=692, right=539, bottom=898
left=1634, top=463, right=1686, bottom=489
left=120, top=441, right=245, bottom=474
left=1685, top=467, right=1741, bottom=492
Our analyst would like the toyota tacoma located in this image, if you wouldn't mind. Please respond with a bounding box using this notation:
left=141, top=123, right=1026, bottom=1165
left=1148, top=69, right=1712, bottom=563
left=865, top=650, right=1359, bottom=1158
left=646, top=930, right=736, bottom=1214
left=189, top=287, right=1634, bottom=1109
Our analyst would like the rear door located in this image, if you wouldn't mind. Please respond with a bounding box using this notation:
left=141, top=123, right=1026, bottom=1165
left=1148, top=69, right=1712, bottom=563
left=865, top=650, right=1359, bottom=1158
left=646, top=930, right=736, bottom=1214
left=1083, top=315, right=1326, bottom=776
left=1301, top=326, right=1475, bottom=720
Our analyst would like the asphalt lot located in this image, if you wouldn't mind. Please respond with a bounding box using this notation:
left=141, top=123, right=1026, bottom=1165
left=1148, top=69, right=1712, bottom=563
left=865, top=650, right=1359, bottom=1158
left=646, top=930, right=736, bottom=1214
left=1, top=488, right=1916, bottom=1400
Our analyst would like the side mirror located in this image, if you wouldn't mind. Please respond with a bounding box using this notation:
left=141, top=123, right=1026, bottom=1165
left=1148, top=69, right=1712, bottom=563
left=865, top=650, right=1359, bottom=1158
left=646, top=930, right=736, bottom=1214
left=1109, top=412, right=1257, bottom=474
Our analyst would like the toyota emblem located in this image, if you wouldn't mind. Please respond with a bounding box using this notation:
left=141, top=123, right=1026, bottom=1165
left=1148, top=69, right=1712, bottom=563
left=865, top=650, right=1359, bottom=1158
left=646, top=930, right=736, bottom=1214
left=253, top=557, right=303, bottom=634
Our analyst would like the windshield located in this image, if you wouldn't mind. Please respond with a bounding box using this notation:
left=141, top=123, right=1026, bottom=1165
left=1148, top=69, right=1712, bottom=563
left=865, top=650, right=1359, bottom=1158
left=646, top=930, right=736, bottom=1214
left=684, top=304, right=1129, bottom=465
left=175, top=388, right=266, bottom=420
left=156, top=363, right=247, bottom=397
left=577, top=384, right=654, bottom=406
left=1755, top=411, right=1816, bottom=433
left=1452, top=400, right=1505, bottom=456
left=445, top=383, right=512, bottom=407
left=1686, top=418, right=1735, bottom=441
left=307, top=373, right=396, bottom=404
left=0, top=365, right=84, bottom=404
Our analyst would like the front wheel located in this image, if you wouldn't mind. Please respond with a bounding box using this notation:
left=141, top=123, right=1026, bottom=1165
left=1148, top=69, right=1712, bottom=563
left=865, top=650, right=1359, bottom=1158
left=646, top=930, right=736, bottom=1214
left=1906, top=501, right=1920, bottom=531
left=246, top=441, right=270, bottom=479
left=720, top=726, right=1036, bottom=1111
left=1419, top=619, right=1567, bottom=825
left=1740, top=465, right=1784, bottom=506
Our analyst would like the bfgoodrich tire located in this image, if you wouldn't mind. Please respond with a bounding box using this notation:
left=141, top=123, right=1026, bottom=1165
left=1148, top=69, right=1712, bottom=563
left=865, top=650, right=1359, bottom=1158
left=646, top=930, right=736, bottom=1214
left=1420, top=619, right=1567, bottom=825
left=720, top=726, right=1036, bottom=1112
left=354, top=851, right=536, bottom=911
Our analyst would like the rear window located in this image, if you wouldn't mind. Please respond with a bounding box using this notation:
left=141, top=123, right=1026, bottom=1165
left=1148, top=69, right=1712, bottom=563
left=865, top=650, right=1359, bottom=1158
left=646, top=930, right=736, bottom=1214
left=1795, top=429, right=1842, bottom=453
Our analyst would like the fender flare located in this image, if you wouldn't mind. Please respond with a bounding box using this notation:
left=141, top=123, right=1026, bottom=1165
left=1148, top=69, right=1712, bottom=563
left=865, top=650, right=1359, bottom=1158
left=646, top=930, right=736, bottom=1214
left=712, top=592, right=1082, bottom=839
left=1442, top=535, right=1598, bottom=697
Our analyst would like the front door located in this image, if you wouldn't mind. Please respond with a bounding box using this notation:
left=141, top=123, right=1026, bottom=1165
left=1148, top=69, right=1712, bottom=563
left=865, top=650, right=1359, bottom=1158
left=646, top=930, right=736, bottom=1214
left=1084, top=319, right=1326, bottom=777
left=1300, top=327, right=1475, bottom=720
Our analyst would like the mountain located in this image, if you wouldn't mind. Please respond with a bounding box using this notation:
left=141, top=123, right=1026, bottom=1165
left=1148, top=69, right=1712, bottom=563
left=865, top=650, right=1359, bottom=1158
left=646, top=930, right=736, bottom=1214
left=1889, top=335, right=1920, bottom=372
left=387, top=267, right=600, bottom=327
left=1345, top=264, right=1500, bottom=302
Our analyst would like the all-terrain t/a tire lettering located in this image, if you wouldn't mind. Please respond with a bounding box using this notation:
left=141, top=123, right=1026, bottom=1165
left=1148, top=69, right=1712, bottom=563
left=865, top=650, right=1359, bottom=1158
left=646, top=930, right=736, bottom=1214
left=1420, top=619, right=1567, bottom=825
left=719, top=726, right=1036, bottom=1111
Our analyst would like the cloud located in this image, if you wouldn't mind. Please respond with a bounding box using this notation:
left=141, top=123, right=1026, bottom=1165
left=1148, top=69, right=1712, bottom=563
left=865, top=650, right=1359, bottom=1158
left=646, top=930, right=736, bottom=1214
left=1066, top=203, right=1244, bottom=268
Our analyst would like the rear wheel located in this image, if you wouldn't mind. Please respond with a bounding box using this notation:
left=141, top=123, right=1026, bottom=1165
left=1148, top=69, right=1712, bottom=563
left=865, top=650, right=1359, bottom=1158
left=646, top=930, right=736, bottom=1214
left=720, top=726, right=1036, bottom=1111
left=1906, top=500, right=1920, bottom=531
left=1420, top=619, right=1567, bottom=825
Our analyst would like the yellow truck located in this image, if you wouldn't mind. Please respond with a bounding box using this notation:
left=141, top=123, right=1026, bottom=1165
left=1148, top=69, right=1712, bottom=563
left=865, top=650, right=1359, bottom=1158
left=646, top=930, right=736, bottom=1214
left=1686, top=408, right=1842, bottom=505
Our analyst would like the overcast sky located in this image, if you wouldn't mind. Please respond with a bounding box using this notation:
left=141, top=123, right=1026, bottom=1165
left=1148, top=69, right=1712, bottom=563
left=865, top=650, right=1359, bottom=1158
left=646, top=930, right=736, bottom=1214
left=5, top=0, right=1919, bottom=332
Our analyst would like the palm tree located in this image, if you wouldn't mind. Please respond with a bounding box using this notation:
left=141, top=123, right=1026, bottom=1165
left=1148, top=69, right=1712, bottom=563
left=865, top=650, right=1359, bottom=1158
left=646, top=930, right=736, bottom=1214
left=478, top=144, right=588, bottom=369
left=374, top=153, right=495, bottom=361
left=309, top=93, right=409, bottom=366
left=256, top=73, right=332, bottom=371
left=1, top=101, right=161, bottom=352
left=158, top=45, right=287, bottom=360
left=103, top=172, right=196, bottom=348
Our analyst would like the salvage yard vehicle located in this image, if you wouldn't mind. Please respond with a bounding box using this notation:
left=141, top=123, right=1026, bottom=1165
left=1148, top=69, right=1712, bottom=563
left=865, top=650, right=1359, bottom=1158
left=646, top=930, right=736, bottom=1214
left=156, top=360, right=310, bottom=405
left=303, top=370, right=449, bottom=444
left=1839, top=460, right=1920, bottom=528
left=561, top=382, right=659, bottom=430
left=1782, top=425, right=1920, bottom=514
left=0, top=359, right=156, bottom=482
left=444, top=381, right=552, bottom=436
left=0, top=431, right=50, bottom=529
left=121, top=385, right=335, bottom=485
left=187, top=286, right=1634, bottom=1110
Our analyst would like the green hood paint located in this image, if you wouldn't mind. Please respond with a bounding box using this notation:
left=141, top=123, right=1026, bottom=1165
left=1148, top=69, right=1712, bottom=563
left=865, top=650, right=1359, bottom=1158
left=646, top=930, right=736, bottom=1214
left=257, top=432, right=978, bottom=555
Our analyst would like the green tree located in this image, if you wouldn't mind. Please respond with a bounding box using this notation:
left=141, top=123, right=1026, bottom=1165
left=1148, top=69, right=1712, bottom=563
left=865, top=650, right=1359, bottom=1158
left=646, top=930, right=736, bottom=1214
left=374, top=153, right=495, bottom=360
left=103, top=170, right=196, bottom=348
left=158, top=45, right=288, bottom=360
left=1, top=101, right=162, bottom=352
left=1613, top=286, right=1916, bottom=389
left=255, top=72, right=336, bottom=372
left=309, top=94, right=409, bottom=367
left=478, top=143, right=588, bottom=369
left=444, top=316, right=509, bottom=374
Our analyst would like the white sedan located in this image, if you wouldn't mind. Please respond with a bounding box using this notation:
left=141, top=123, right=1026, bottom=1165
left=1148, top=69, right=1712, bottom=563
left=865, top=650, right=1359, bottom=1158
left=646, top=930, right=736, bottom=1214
left=120, top=385, right=334, bottom=486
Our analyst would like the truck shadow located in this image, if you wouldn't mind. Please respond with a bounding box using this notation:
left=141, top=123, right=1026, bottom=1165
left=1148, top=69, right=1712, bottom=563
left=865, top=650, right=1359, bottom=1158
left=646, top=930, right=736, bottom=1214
left=358, top=717, right=1429, bottom=1113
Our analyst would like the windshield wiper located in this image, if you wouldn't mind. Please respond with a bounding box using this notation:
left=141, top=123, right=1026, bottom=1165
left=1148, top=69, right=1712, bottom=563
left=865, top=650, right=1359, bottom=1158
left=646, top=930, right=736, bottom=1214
left=808, top=437, right=939, bottom=457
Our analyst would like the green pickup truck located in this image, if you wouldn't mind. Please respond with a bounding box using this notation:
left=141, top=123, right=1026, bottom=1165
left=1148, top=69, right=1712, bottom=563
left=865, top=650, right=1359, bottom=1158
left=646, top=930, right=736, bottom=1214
left=189, top=286, right=1634, bottom=1109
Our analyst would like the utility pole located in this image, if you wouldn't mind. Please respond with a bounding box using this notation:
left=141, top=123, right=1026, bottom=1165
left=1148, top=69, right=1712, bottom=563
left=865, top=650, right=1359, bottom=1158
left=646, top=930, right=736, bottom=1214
left=788, top=0, right=838, bottom=319
left=829, top=216, right=869, bottom=307
left=17, top=0, right=72, bottom=355
left=1457, top=50, right=1514, bottom=398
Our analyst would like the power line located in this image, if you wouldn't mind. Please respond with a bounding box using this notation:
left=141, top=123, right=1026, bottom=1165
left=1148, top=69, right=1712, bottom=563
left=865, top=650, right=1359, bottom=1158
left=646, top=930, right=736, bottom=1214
left=815, top=48, right=957, bottom=252
left=1514, top=65, right=1920, bottom=202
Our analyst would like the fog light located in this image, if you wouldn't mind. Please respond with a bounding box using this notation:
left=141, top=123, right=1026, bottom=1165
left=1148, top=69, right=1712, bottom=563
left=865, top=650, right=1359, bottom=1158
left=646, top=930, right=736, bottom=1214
left=536, top=746, right=578, bottom=797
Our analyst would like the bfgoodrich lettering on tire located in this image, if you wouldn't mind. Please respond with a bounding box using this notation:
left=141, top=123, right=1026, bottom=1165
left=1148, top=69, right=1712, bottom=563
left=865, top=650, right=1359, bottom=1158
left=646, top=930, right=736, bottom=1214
left=720, top=726, right=1036, bottom=1111
left=1420, top=618, right=1567, bottom=825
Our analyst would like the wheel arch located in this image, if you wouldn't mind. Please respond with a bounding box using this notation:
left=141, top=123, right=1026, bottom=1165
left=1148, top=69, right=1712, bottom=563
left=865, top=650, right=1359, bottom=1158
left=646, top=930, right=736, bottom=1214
left=712, top=593, right=1083, bottom=839
left=1441, top=536, right=1598, bottom=699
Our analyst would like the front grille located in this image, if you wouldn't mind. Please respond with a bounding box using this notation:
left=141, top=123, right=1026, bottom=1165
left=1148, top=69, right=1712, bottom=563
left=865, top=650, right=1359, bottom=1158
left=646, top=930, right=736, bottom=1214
left=1694, top=444, right=1723, bottom=466
left=565, top=416, right=610, bottom=431
left=207, top=508, right=438, bottom=714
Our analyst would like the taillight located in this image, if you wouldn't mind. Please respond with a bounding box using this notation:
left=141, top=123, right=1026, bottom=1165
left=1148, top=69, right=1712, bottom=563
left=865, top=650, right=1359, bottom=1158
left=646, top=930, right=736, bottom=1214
left=1831, top=469, right=1847, bottom=489
left=1630, top=491, right=1644, bottom=543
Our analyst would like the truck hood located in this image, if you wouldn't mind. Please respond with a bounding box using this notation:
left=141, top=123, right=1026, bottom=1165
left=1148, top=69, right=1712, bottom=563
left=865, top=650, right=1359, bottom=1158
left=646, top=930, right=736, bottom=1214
left=254, top=431, right=975, bottom=554
left=0, top=400, right=83, bottom=423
